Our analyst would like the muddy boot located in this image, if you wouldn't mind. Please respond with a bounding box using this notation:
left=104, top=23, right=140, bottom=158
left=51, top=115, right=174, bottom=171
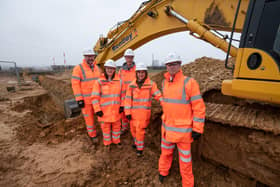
left=136, top=150, right=143, bottom=157
left=131, top=144, right=136, bottom=149
left=91, top=137, right=98, bottom=144
left=159, top=174, right=165, bottom=183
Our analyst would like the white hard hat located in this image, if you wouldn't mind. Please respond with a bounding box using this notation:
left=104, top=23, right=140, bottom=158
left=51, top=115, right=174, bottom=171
left=164, top=52, right=182, bottom=64
left=83, top=49, right=97, bottom=56
left=124, top=49, right=134, bottom=57
left=104, top=59, right=116, bottom=68
left=136, top=63, right=148, bottom=71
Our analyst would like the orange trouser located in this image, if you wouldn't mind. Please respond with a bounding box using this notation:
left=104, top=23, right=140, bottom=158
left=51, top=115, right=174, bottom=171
left=121, top=112, right=129, bottom=131
left=130, top=120, right=149, bottom=151
left=100, top=120, right=121, bottom=145
left=159, top=137, right=194, bottom=187
left=81, top=104, right=96, bottom=138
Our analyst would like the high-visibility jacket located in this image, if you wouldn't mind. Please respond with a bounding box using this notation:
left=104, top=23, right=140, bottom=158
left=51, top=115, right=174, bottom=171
left=124, top=77, right=161, bottom=125
left=91, top=74, right=125, bottom=122
left=160, top=70, right=205, bottom=143
left=72, top=59, right=101, bottom=104
left=118, top=62, right=136, bottom=91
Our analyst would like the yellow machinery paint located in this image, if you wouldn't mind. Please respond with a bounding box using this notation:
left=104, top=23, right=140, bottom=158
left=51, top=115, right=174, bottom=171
left=222, top=48, right=280, bottom=104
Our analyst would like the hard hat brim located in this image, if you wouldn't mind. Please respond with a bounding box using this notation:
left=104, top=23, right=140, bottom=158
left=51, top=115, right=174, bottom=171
left=104, top=65, right=116, bottom=68
left=165, top=60, right=182, bottom=65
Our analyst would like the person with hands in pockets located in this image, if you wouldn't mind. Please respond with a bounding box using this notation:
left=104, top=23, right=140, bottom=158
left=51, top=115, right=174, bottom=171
left=124, top=63, right=162, bottom=157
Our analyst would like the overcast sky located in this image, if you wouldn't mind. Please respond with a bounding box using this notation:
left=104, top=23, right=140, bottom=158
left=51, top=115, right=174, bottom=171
left=0, top=0, right=240, bottom=68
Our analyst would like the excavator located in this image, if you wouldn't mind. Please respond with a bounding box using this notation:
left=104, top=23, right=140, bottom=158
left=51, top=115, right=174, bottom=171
left=60, top=1, right=280, bottom=185
left=93, top=0, right=280, bottom=105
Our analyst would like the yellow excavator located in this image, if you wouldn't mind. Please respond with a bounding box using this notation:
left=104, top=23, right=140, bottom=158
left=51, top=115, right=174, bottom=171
left=93, top=0, right=280, bottom=105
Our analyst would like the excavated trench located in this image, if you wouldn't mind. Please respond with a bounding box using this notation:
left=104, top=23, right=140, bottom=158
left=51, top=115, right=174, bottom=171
left=1, top=57, right=279, bottom=186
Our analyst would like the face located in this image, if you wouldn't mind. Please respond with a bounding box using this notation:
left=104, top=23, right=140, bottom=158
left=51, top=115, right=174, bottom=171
left=136, top=70, right=146, bottom=81
left=124, top=56, right=134, bottom=65
left=166, top=62, right=181, bottom=75
left=105, top=67, right=116, bottom=77
left=84, top=55, right=96, bottom=64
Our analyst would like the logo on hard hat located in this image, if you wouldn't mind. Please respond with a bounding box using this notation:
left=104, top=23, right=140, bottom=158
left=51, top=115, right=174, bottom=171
left=112, top=29, right=138, bottom=52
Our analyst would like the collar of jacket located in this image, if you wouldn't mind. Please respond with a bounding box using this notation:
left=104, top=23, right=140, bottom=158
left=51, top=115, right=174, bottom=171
left=122, top=62, right=135, bottom=70
left=100, top=73, right=121, bottom=82
left=164, top=69, right=184, bottom=82
left=130, top=77, right=152, bottom=88
left=82, top=59, right=97, bottom=68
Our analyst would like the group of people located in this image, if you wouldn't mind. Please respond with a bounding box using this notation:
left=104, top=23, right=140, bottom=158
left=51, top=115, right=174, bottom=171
left=71, top=48, right=206, bottom=187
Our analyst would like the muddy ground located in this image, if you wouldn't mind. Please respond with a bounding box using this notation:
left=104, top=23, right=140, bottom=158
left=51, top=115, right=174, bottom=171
left=0, top=57, right=279, bottom=186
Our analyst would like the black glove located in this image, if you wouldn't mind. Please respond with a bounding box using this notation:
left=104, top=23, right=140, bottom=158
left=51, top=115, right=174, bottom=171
left=77, top=100, right=85, bottom=108
left=126, top=115, right=132, bottom=121
left=95, top=111, right=104, bottom=117
left=192, top=131, right=201, bottom=140
left=119, top=106, right=124, bottom=113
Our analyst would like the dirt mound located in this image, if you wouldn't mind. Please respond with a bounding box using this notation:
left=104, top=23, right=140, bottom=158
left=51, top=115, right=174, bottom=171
left=39, top=75, right=74, bottom=110
left=11, top=93, right=87, bottom=145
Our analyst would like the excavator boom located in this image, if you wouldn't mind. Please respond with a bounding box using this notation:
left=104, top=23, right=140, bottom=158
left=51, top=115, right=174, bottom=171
left=94, top=0, right=249, bottom=64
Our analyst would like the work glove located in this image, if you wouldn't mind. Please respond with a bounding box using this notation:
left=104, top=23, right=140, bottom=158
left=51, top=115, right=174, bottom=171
left=192, top=131, right=201, bottom=140
left=77, top=100, right=85, bottom=108
left=126, top=115, right=132, bottom=121
left=95, top=111, right=104, bottom=117
left=119, top=106, right=124, bottom=113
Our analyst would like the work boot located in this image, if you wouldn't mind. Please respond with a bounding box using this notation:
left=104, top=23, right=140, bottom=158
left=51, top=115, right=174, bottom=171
left=136, top=150, right=143, bottom=157
left=132, top=144, right=136, bottom=149
left=91, top=137, right=98, bottom=144
left=159, top=174, right=165, bottom=183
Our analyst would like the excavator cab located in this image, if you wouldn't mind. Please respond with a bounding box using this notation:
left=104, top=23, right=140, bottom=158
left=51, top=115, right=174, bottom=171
left=222, top=0, right=280, bottom=104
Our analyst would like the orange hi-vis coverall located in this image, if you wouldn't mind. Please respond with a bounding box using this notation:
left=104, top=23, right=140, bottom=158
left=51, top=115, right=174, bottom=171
left=71, top=59, right=101, bottom=138
left=118, top=62, right=136, bottom=131
left=158, top=70, right=205, bottom=187
left=124, top=77, right=161, bottom=151
left=91, top=74, right=125, bottom=145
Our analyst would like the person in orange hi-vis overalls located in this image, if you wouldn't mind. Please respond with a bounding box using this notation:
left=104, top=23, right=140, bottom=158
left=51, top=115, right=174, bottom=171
left=91, top=59, right=125, bottom=150
left=158, top=53, right=206, bottom=187
left=71, top=49, right=101, bottom=144
left=124, top=63, right=162, bottom=157
left=118, top=49, right=136, bottom=134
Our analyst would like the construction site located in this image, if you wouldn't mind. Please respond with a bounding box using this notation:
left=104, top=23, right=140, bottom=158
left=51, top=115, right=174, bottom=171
left=0, top=56, right=279, bottom=186
left=1, top=0, right=280, bottom=186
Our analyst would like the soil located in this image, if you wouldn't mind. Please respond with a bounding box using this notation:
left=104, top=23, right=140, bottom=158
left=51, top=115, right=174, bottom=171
left=0, top=57, right=279, bottom=186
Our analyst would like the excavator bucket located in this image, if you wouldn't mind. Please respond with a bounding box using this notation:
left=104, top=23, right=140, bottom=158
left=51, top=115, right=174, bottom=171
left=64, top=99, right=81, bottom=118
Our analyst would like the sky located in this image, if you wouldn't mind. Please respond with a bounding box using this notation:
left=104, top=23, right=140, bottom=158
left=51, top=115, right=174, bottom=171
left=0, top=0, right=240, bottom=68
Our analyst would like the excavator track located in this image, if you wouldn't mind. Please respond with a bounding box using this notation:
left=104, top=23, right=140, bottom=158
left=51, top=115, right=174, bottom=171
left=205, top=102, right=280, bottom=135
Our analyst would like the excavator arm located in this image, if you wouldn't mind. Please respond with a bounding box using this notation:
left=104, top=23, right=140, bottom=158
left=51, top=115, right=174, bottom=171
left=93, top=0, right=280, bottom=104
left=94, top=0, right=249, bottom=64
